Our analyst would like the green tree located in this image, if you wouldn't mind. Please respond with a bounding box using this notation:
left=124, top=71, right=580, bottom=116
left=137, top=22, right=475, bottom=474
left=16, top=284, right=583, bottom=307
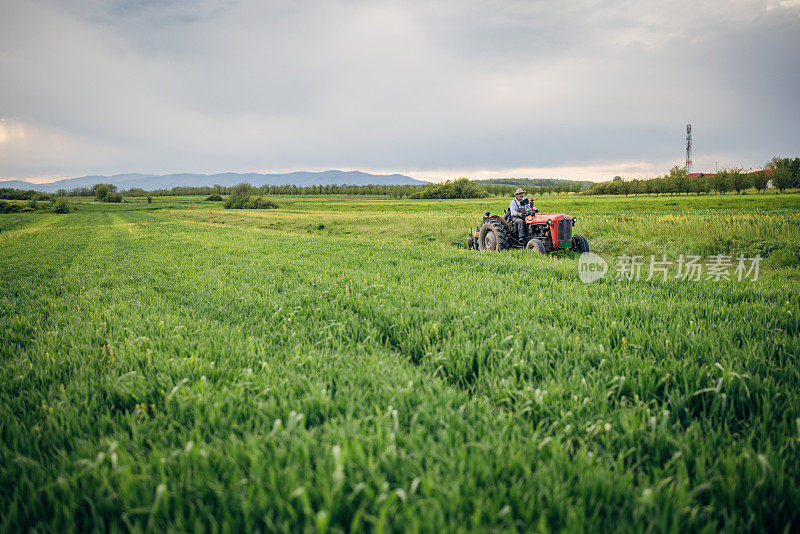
left=729, top=168, right=751, bottom=194
left=752, top=171, right=769, bottom=193
left=410, top=178, right=487, bottom=200
left=689, top=175, right=704, bottom=195
left=652, top=177, right=667, bottom=195
left=713, top=170, right=730, bottom=195
left=701, top=174, right=712, bottom=194
left=94, top=184, right=110, bottom=201
left=768, top=157, right=793, bottom=193
left=669, top=166, right=688, bottom=195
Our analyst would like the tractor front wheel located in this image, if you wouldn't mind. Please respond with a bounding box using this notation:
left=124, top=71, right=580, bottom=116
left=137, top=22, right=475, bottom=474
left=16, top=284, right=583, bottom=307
left=572, top=234, right=589, bottom=253
left=478, top=220, right=509, bottom=251
left=526, top=238, right=546, bottom=253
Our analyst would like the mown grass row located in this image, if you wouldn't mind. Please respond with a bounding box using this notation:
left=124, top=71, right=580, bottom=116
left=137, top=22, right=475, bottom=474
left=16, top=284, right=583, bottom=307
left=2, top=205, right=799, bottom=531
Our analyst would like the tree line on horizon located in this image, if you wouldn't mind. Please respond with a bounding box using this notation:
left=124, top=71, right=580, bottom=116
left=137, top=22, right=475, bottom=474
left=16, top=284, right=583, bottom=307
left=56, top=183, right=426, bottom=198
left=27, top=180, right=586, bottom=200
left=1, top=156, right=797, bottom=201
left=588, top=156, right=800, bottom=196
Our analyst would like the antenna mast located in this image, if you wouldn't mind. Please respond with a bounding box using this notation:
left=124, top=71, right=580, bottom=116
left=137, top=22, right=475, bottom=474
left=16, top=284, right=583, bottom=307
left=685, top=123, right=693, bottom=173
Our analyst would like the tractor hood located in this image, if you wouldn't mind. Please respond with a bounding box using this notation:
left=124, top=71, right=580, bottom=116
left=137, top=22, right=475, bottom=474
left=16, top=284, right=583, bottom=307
left=527, top=213, right=571, bottom=224
left=525, top=213, right=574, bottom=249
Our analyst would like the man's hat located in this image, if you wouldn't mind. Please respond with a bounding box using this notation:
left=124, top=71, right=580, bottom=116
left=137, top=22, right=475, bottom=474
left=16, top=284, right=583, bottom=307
left=515, top=187, right=525, bottom=195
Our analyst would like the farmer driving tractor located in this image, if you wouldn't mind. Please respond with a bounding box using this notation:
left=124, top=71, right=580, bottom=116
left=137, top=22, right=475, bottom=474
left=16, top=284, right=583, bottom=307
left=467, top=186, right=588, bottom=253
left=509, top=187, right=529, bottom=241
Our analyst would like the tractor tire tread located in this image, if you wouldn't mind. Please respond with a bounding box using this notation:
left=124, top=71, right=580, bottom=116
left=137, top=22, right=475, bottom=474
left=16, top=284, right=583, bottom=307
left=478, top=219, right=509, bottom=251
left=526, top=238, right=546, bottom=253
left=572, top=234, right=589, bottom=253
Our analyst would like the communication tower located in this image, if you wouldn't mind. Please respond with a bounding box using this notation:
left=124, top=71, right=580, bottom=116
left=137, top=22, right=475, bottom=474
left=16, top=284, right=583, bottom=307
left=685, top=123, right=693, bottom=172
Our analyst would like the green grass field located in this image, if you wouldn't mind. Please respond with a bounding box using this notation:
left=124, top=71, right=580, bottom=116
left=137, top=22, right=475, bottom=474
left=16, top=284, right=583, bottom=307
left=2, top=194, right=799, bottom=532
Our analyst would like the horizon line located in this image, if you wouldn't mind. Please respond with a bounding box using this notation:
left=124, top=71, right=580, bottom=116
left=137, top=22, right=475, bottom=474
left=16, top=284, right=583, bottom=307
left=2, top=160, right=738, bottom=185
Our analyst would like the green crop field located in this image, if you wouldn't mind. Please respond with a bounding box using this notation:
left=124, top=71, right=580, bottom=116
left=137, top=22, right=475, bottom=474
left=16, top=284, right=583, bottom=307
left=2, top=193, right=799, bottom=532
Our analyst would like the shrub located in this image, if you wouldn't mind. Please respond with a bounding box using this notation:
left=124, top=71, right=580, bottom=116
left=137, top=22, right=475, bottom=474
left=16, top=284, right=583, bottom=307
left=0, top=188, right=52, bottom=201
left=0, top=199, right=72, bottom=213
left=224, top=183, right=256, bottom=208
left=243, top=197, right=278, bottom=209
left=205, top=193, right=224, bottom=201
left=94, top=184, right=110, bottom=201
left=224, top=183, right=278, bottom=209
left=147, top=196, right=153, bottom=204
left=225, top=195, right=278, bottom=210
left=50, top=198, right=72, bottom=214
left=0, top=201, right=22, bottom=213
left=92, top=183, right=121, bottom=202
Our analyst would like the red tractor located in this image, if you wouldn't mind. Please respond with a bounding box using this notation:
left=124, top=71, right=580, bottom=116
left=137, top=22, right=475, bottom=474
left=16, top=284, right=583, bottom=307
left=467, top=197, right=589, bottom=253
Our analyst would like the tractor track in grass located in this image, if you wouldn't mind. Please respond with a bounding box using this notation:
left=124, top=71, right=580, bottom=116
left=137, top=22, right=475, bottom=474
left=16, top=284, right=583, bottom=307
left=0, top=214, right=62, bottom=243
left=118, top=210, right=514, bottom=410
left=143, top=211, right=566, bottom=411
left=0, top=213, right=169, bottom=243
left=80, top=211, right=558, bottom=443
left=98, top=211, right=494, bottom=384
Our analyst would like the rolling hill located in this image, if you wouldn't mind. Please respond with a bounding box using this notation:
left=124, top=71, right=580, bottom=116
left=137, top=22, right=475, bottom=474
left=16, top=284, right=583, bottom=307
left=0, top=170, right=426, bottom=193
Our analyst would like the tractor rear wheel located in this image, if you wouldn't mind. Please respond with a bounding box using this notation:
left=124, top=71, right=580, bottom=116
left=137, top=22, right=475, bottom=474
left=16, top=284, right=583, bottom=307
left=572, top=234, right=589, bottom=253
left=525, top=238, right=546, bottom=253
left=478, top=220, right=508, bottom=251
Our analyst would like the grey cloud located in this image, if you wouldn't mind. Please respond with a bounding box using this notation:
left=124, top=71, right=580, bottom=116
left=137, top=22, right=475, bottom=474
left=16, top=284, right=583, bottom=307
left=0, top=0, right=798, bottom=180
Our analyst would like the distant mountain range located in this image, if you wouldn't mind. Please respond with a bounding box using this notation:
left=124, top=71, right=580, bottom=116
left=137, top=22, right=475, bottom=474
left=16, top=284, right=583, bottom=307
left=0, top=170, right=426, bottom=193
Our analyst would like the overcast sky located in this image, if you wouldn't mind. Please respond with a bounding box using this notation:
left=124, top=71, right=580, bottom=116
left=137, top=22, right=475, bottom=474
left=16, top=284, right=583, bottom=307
left=1, top=0, right=799, bottom=183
